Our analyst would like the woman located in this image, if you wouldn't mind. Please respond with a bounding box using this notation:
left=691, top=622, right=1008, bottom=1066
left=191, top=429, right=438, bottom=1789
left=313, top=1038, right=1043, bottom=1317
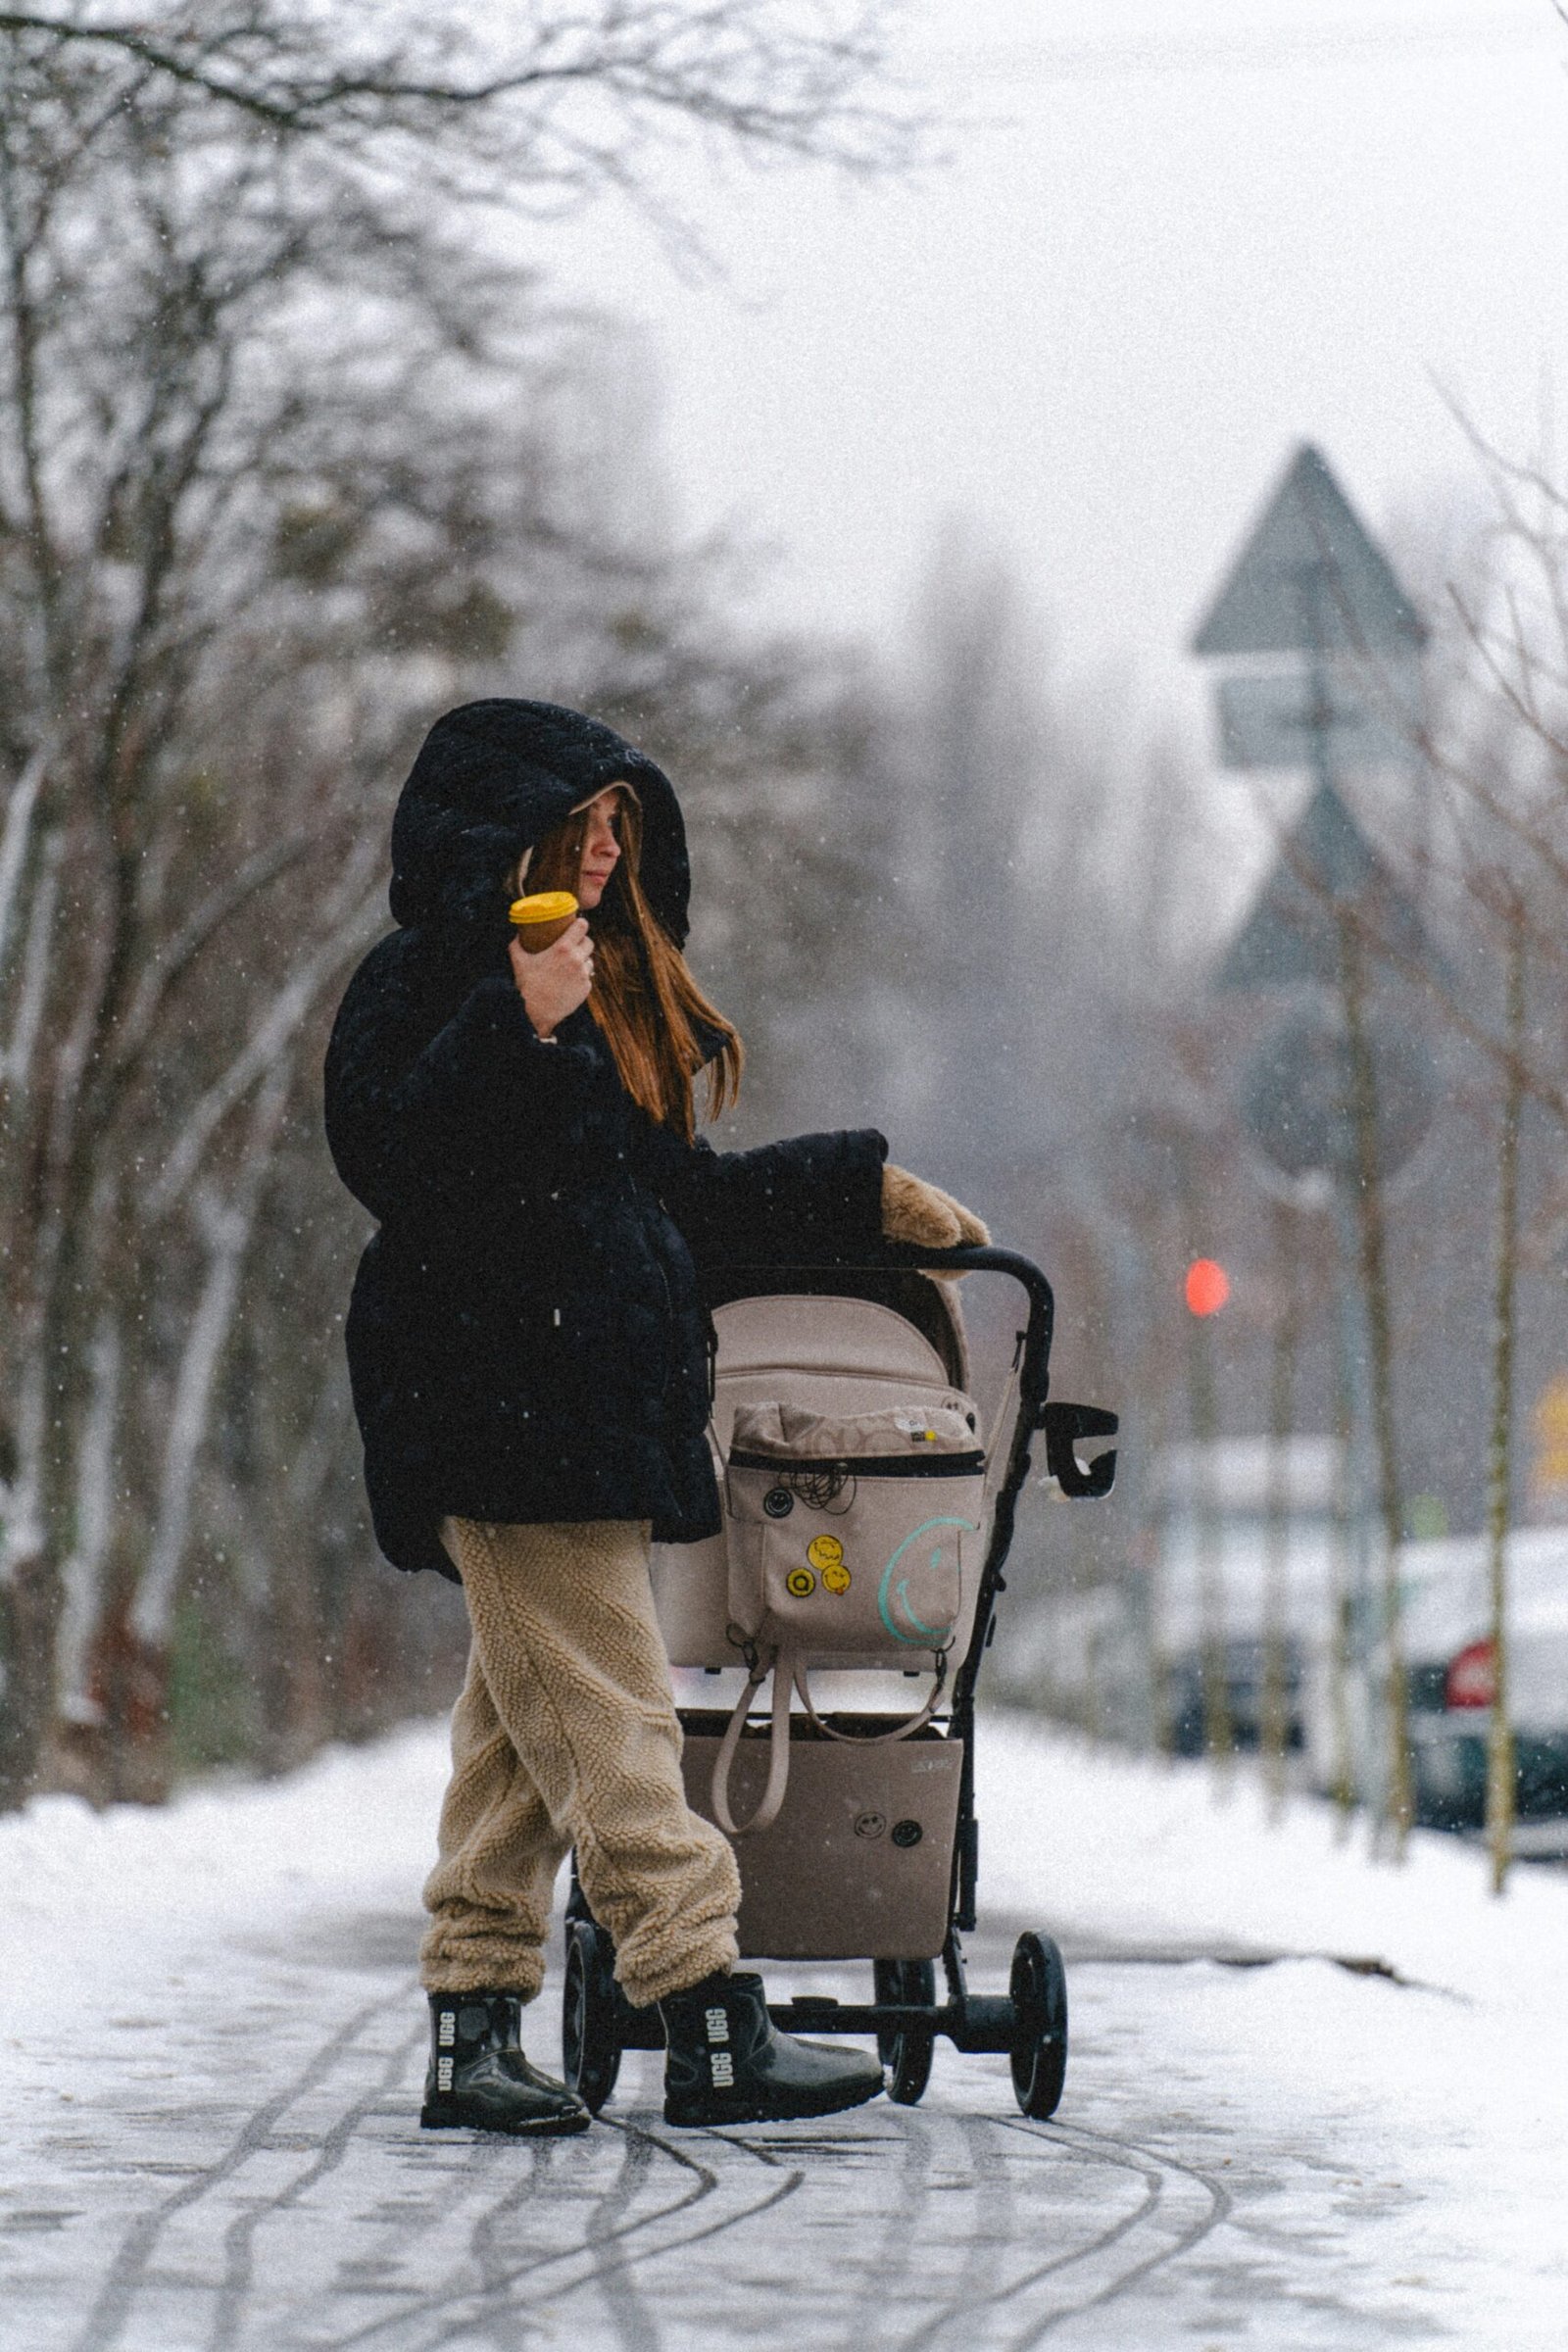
left=323, top=699, right=987, bottom=2136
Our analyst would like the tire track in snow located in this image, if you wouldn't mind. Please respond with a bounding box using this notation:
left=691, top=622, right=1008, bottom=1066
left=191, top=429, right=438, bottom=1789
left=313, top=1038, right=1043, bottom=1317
left=62, top=1969, right=1224, bottom=2352
left=310, top=2113, right=803, bottom=2352
left=995, top=2117, right=1232, bottom=2347
left=296, top=2122, right=702, bottom=2352
left=829, top=2106, right=939, bottom=2351
left=201, top=2018, right=425, bottom=2352
left=552, top=2097, right=1223, bottom=2352
left=316, top=2122, right=712, bottom=2350
left=954, top=2109, right=1021, bottom=2317
left=823, top=2107, right=1012, bottom=2352
left=581, top=2122, right=662, bottom=2352
left=257, top=2092, right=1224, bottom=2352
left=455, top=2122, right=662, bottom=2352
left=461, top=2132, right=558, bottom=2352
left=863, top=2113, right=1161, bottom=2352
left=69, top=1988, right=408, bottom=2352
left=405, top=2130, right=801, bottom=2352
left=413, top=2124, right=803, bottom=2352
left=394, top=2090, right=1215, bottom=2352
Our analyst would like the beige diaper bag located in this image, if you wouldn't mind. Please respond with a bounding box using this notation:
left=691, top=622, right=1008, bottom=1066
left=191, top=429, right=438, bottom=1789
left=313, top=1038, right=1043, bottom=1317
left=710, top=1396, right=987, bottom=1836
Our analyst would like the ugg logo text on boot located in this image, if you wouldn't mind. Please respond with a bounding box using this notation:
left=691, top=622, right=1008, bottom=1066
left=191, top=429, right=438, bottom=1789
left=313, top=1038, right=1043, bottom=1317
left=705, top=2006, right=730, bottom=2042
left=710, top=2051, right=735, bottom=2086
left=438, top=2012, right=457, bottom=2047
left=436, top=2056, right=455, bottom=2090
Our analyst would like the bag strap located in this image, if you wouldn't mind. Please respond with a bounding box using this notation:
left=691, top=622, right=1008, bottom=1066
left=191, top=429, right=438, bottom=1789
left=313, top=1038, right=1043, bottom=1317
left=790, top=1651, right=949, bottom=1744
left=710, top=1643, right=949, bottom=1838
left=710, top=1649, right=792, bottom=1838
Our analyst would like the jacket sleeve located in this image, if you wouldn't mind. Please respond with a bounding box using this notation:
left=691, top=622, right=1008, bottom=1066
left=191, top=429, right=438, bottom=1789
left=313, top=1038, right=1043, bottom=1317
left=323, top=948, right=601, bottom=1226
left=638, top=1117, right=889, bottom=1272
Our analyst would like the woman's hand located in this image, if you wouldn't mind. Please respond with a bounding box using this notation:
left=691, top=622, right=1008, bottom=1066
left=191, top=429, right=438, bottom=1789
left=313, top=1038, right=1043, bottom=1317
left=508, top=918, right=594, bottom=1039
left=881, top=1164, right=991, bottom=1253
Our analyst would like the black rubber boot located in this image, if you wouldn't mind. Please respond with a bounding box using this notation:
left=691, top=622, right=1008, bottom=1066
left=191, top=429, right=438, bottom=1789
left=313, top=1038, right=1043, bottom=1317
left=660, top=1971, right=885, bottom=2128
left=420, top=1993, right=591, bottom=2136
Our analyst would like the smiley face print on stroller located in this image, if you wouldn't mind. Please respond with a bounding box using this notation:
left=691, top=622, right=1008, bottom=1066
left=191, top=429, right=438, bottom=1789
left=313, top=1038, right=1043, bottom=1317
left=560, top=1243, right=1117, bottom=2119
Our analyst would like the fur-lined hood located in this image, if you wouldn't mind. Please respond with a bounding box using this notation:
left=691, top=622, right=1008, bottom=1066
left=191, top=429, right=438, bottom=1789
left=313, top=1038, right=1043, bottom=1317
left=387, top=698, right=692, bottom=948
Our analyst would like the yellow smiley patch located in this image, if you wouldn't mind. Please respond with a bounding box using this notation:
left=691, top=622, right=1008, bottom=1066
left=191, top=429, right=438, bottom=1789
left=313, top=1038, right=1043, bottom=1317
left=807, top=1535, right=845, bottom=1572
left=822, top=1560, right=851, bottom=1594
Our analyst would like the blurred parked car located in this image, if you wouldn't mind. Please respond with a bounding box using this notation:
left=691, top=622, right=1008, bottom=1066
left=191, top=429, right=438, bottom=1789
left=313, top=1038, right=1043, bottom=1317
left=1396, top=1529, right=1568, bottom=1837
left=1001, top=1440, right=1568, bottom=1843
left=1152, top=1437, right=1342, bottom=1756
left=995, top=1436, right=1345, bottom=1752
left=1160, top=1634, right=1306, bottom=1759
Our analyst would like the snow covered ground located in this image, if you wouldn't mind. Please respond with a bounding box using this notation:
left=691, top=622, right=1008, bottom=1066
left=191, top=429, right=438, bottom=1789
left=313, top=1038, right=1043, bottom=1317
left=3, top=1710, right=1566, bottom=2351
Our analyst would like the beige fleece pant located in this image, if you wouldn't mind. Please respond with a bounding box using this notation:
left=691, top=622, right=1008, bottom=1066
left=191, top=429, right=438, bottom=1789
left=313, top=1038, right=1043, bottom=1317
left=418, top=1515, right=741, bottom=2010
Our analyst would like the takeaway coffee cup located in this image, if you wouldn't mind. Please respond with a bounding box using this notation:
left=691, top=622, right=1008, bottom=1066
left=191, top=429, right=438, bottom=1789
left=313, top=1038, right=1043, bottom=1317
left=508, top=890, right=579, bottom=953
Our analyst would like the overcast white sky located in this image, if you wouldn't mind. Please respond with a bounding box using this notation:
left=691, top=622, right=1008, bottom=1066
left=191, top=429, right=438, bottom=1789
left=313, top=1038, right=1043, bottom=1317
left=518, top=0, right=1568, bottom=746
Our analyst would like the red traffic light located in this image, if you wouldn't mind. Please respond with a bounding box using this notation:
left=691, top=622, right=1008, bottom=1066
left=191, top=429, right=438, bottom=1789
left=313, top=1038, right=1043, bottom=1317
left=1185, top=1258, right=1231, bottom=1317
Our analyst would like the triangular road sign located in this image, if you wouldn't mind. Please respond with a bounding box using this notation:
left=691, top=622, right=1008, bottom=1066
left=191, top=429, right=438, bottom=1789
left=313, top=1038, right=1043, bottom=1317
left=1193, top=443, right=1427, bottom=661
left=1216, top=781, right=1435, bottom=991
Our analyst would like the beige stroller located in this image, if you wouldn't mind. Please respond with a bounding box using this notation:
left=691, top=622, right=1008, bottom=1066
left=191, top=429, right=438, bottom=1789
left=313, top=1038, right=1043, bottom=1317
left=561, top=1245, right=1116, bottom=2117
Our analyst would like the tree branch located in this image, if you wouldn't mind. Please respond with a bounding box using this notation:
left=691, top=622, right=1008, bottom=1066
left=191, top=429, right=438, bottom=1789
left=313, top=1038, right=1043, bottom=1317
left=0, top=5, right=912, bottom=173
left=0, top=741, right=50, bottom=980
left=108, top=830, right=321, bottom=1088
left=130, top=1051, right=294, bottom=1649
left=141, top=845, right=383, bottom=1221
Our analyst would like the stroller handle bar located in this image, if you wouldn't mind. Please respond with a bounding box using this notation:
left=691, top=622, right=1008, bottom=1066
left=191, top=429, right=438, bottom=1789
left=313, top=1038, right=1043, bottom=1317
left=792, top=1240, right=1119, bottom=1500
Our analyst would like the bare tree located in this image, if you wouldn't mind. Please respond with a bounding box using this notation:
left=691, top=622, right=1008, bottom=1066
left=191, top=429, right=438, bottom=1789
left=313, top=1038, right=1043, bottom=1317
left=0, top=2, right=913, bottom=1805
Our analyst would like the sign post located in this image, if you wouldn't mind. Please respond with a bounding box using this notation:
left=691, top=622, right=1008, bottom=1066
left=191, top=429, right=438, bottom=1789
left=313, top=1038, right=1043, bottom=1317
left=1191, top=443, right=1434, bottom=1853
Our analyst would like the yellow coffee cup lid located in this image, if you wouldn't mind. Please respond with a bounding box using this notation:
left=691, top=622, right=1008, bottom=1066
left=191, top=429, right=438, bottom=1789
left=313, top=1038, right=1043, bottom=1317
left=508, top=891, right=578, bottom=927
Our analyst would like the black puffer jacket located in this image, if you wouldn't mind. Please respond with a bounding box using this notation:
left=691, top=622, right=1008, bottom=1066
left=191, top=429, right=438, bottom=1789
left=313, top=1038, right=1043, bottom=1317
left=323, top=700, right=888, bottom=1581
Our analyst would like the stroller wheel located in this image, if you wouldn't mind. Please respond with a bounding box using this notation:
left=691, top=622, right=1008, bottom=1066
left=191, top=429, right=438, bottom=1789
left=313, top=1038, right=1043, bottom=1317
left=873, top=1958, right=937, bottom=2105
left=1009, top=1932, right=1068, bottom=2120
left=563, top=1919, right=622, bottom=2114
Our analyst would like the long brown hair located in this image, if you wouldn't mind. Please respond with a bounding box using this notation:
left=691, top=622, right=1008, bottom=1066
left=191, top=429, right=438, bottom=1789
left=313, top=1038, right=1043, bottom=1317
left=524, top=789, right=743, bottom=1141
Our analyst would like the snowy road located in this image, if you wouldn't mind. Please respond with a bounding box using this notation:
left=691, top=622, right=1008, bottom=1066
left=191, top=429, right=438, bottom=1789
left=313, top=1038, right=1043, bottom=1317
left=4, top=1717, right=1566, bottom=2351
